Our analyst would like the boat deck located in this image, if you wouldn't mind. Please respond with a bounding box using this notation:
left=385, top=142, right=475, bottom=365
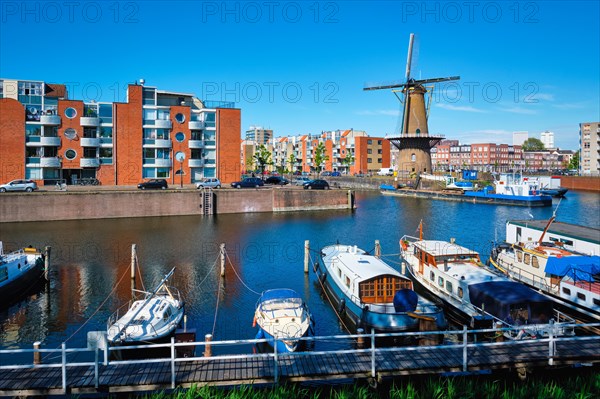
left=510, top=220, right=600, bottom=245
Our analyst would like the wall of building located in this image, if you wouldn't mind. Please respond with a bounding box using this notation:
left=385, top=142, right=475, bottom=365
left=560, top=176, right=600, bottom=191
left=217, top=108, right=242, bottom=184
left=0, top=98, right=25, bottom=183
left=115, top=85, right=144, bottom=185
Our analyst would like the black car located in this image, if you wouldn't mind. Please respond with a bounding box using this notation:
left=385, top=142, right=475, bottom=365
left=264, top=176, right=289, bottom=185
left=137, top=179, right=168, bottom=190
left=231, top=177, right=265, bottom=188
left=303, top=179, right=330, bottom=190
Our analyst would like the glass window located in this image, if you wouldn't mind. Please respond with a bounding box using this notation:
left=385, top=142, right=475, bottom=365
left=531, top=256, right=539, bottom=269
left=438, top=276, right=444, bottom=287
left=99, top=127, right=113, bottom=138
left=175, top=132, right=185, bottom=142
left=99, top=148, right=112, bottom=158
left=175, top=113, right=185, bottom=123
left=411, top=153, right=416, bottom=162
left=577, top=292, right=586, bottom=300
left=345, top=276, right=351, bottom=288
left=430, top=271, right=435, bottom=281
left=64, top=128, right=77, bottom=140
left=458, top=287, right=463, bottom=298
left=524, top=253, right=530, bottom=265
left=516, top=251, right=523, bottom=262
left=157, top=168, right=170, bottom=178
left=99, top=104, right=113, bottom=124
left=446, top=281, right=453, bottom=292
left=562, top=287, right=571, bottom=295
left=65, top=149, right=77, bottom=160
left=65, top=107, right=77, bottom=119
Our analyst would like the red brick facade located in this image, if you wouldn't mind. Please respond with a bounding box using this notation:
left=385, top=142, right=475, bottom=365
left=0, top=99, right=26, bottom=182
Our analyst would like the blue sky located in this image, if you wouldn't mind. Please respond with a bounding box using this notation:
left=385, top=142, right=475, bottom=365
left=1, top=1, right=598, bottom=149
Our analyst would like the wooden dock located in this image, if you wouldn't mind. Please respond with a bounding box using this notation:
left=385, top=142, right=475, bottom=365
left=1, top=328, right=599, bottom=396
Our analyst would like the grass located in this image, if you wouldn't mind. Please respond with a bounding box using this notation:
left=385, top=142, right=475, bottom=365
left=136, top=368, right=599, bottom=399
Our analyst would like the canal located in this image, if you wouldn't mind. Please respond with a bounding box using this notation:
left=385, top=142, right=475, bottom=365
left=1, top=190, right=598, bottom=359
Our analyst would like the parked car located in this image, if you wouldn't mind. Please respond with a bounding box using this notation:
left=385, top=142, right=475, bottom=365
left=264, top=176, right=289, bottom=185
left=303, top=179, right=330, bottom=190
left=195, top=178, right=221, bottom=189
left=331, top=171, right=341, bottom=177
left=321, top=171, right=332, bottom=176
left=137, top=179, right=168, bottom=190
left=231, top=177, right=264, bottom=188
left=0, top=179, right=38, bottom=193
left=293, top=177, right=311, bottom=186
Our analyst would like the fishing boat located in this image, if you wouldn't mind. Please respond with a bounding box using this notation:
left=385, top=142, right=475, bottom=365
left=490, top=217, right=600, bottom=322
left=316, top=244, right=447, bottom=334
left=462, top=173, right=552, bottom=206
left=107, top=268, right=184, bottom=346
left=400, top=225, right=575, bottom=339
left=253, top=289, right=315, bottom=353
left=0, top=242, right=46, bottom=301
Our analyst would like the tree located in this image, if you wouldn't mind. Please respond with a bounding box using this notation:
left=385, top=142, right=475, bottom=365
left=288, top=153, right=297, bottom=173
left=568, top=151, right=579, bottom=170
left=252, top=145, right=273, bottom=178
left=314, top=142, right=329, bottom=174
left=522, top=138, right=545, bottom=151
left=341, top=152, right=354, bottom=174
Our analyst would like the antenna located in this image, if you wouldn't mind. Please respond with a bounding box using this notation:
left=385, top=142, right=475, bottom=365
left=553, top=197, right=562, bottom=218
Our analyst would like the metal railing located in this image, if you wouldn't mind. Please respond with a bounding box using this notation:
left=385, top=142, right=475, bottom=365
left=1, top=323, right=599, bottom=394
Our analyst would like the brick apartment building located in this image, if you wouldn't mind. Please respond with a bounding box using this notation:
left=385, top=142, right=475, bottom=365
left=0, top=78, right=241, bottom=186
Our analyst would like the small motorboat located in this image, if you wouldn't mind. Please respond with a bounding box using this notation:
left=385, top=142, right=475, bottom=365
left=253, top=289, right=315, bottom=353
left=0, top=242, right=46, bottom=302
left=107, top=268, right=184, bottom=346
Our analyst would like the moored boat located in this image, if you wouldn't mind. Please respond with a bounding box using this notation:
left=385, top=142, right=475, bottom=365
left=253, top=289, right=315, bottom=353
left=316, top=244, right=447, bottom=334
left=400, top=226, right=575, bottom=339
left=490, top=217, right=600, bottom=322
left=0, top=242, right=46, bottom=302
left=107, top=268, right=184, bottom=346
left=463, top=173, right=552, bottom=207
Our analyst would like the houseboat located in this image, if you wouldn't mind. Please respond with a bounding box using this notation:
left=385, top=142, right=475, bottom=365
left=0, top=242, right=46, bottom=302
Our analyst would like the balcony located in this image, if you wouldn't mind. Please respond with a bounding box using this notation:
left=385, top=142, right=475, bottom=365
left=204, top=140, right=216, bottom=147
left=99, top=137, right=113, bottom=147
left=143, top=139, right=172, bottom=148
left=80, top=158, right=100, bottom=168
left=26, top=157, right=40, bottom=166
left=80, top=137, right=100, bottom=147
left=143, top=158, right=172, bottom=167
left=40, top=115, right=61, bottom=125
left=189, top=140, right=204, bottom=149
left=188, top=121, right=204, bottom=130
left=41, top=136, right=61, bottom=146
left=40, top=157, right=61, bottom=168
left=155, top=119, right=172, bottom=129
left=80, top=117, right=100, bottom=127
left=188, top=159, right=205, bottom=167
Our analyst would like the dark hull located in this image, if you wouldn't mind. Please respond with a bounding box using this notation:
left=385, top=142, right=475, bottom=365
left=0, top=260, right=45, bottom=305
left=382, top=189, right=552, bottom=207
left=539, top=188, right=568, bottom=197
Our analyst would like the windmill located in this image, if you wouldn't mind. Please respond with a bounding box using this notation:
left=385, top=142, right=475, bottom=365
left=364, top=33, right=460, bottom=177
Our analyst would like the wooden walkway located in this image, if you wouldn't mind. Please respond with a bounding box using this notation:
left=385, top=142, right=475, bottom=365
left=1, top=332, right=599, bottom=396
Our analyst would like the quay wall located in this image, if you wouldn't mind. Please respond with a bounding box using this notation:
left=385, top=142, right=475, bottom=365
left=560, top=176, right=600, bottom=192
left=0, top=189, right=353, bottom=223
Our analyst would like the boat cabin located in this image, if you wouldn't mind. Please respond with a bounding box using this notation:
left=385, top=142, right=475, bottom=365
left=358, top=274, right=412, bottom=304
left=412, top=240, right=481, bottom=274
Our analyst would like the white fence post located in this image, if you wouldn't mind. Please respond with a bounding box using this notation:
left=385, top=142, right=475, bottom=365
left=462, top=326, right=468, bottom=372
left=548, top=319, right=555, bottom=366
left=104, top=333, right=109, bottom=366
left=371, top=329, right=376, bottom=378
left=94, top=347, right=99, bottom=388
left=171, top=337, right=176, bottom=389
left=62, top=342, right=67, bottom=393
left=273, top=339, right=279, bottom=384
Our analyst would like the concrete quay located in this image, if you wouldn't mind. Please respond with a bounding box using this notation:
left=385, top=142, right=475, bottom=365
left=0, top=186, right=354, bottom=223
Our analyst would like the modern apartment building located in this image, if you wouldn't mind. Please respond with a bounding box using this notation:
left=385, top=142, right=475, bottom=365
left=0, top=78, right=241, bottom=185
left=245, top=126, right=273, bottom=145
left=580, top=122, right=600, bottom=176
left=540, top=130, right=554, bottom=149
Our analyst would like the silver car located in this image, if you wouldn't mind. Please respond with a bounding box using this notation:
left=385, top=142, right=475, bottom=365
left=195, top=178, right=222, bottom=189
left=0, top=179, right=38, bottom=193
left=293, top=177, right=311, bottom=186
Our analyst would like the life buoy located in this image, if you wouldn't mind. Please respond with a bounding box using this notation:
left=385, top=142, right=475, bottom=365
left=401, top=241, right=408, bottom=251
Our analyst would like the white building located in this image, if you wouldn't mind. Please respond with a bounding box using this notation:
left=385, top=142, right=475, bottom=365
left=513, top=131, right=528, bottom=146
left=540, top=130, right=554, bottom=149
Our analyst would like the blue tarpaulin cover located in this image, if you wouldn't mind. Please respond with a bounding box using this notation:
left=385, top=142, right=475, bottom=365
left=544, top=256, right=600, bottom=282
left=468, top=281, right=553, bottom=323
left=393, top=289, right=418, bottom=313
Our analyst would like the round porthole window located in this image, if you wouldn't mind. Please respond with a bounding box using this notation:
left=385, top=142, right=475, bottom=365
left=65, top=107, right=77, bottom=119
left=65, top=149, right=77, bottom=160
left=64, top=128, right=78, bottom=140
left=175, top=132, right=185, bottom=142
left=175, top=113, right=185, bottom=123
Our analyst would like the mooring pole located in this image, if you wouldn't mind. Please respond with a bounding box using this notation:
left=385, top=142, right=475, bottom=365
left=220, top=243, right=225, bottom=277
left=374, top=240, right=381, bottom=258
left=44, top=246, right=51, bottom=282
left=131, top=244, right=137, bottom=298
left=33, top=341, right=41, bottom=365
left=304, top=240, right=310, bottom=273
left=204, top=334, right=213, bottom=357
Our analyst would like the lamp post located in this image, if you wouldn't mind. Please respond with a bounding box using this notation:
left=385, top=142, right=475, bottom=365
left=175, top=152, right=185, bottom=188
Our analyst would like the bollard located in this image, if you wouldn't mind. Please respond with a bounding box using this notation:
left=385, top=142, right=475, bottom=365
left=356, top=328, right=365, bottom=349
left=495, top=321, right=504, bottom=343
left=220, top=243, right=225, bottom=277
left=44, top=246, right=51, bottom=282
left=204, top=334, right=213, bottom=357
left=131, top=244, right=137, bottom=280
left=374, top=240, right=381, bottom=258
left=304, top=240, right=310, bottom=273
left=33, top=341, right=41, bottom=364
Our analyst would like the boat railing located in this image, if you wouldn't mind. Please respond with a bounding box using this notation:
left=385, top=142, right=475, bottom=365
left=502, top=262, right=557, bottom=295
left=2, top=323, right=599, bottom=392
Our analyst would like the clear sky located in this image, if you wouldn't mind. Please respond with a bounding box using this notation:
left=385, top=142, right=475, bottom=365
left=1, top=1, right=598, bottom=149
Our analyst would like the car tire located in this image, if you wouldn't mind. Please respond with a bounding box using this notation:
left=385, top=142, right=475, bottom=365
left=141, top=187, right=145, bottom=190
left=255, top=184, right=260, bottom=188
left=308, top=186, right=312, bottom=190
left=216, top=185, right=221, bottom=189
left=161, top=186, right=166, bottom=190
left=0, top=188, right=5, bottom=193
left=26, top=187, right=33, bottom=192
left=236, top=185, right=241, bottom=189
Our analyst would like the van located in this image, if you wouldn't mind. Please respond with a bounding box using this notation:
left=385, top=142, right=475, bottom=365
left=377, top=168, right=394, bottom=176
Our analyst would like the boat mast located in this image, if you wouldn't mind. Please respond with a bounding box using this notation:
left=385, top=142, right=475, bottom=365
left=537, top=216, right=556, bottom=246
left=111, top=267, right=176, bottom=341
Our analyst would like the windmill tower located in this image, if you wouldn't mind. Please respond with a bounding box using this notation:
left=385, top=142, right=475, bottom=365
left=364, top=33, right=460, bottom=177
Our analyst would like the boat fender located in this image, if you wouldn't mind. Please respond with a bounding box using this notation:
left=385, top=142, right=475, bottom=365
left=338, top=299, right=346, bottom=315
left=252, top=316, right=257, bottom=327
left=319, top=273, right=327, bottom=283
left=313, top=261, right=320, bottom=272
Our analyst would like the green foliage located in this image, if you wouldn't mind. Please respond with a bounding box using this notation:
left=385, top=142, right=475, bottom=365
left=522, top=137, right=545, bottom=151
left=252, top=145, right=273, bottom=176
left=288, top=153, right=297, bottom=172
left=314, top=142, right=329, bottom=172
left=568, top=151, right=580, bottom=170
left=341, top=152, right=355, bottom=168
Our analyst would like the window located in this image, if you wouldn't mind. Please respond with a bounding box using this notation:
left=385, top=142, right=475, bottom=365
left=458, top=287, right=463, bottom=298
left=531, top=256, right=539, bottom=269
left=562, top=287, right=571, bottom=295
left=367, top=149, right=372, bottom=154
left=446, top=281, right=453, bottom=292
left=175, top=132, right=185, bottom=142
left=367, top=158, right=372, bottom=163
left=64, top=128, right=77, bottom=140
left=345, top=276, right=351, bottom=288
left=378, top=140, right=382, bottom=145
left=594, top=298, right=600, bottom=307
left=438, top=276, right=444, bottom=287
left=430, top=271, right=435, bottom=281
left=65, top=107, right=77, bottom=119
left=65, top=149, right=77, bottom=160
left=411, top=153, right=416, bottom=162
left=175, top=113, right=185, bottom=123
left=577, top=292, right=586, bottom=300
left=523, top=253, right=530, bottom=265
left=367, top=140, right=372, bottom=145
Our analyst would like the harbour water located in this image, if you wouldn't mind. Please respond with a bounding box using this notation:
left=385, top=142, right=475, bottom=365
left=1, top=190, right=598, bottom=360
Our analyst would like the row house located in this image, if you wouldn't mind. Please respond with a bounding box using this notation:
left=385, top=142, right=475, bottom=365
left=0, top=78, right=241, bottom=185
